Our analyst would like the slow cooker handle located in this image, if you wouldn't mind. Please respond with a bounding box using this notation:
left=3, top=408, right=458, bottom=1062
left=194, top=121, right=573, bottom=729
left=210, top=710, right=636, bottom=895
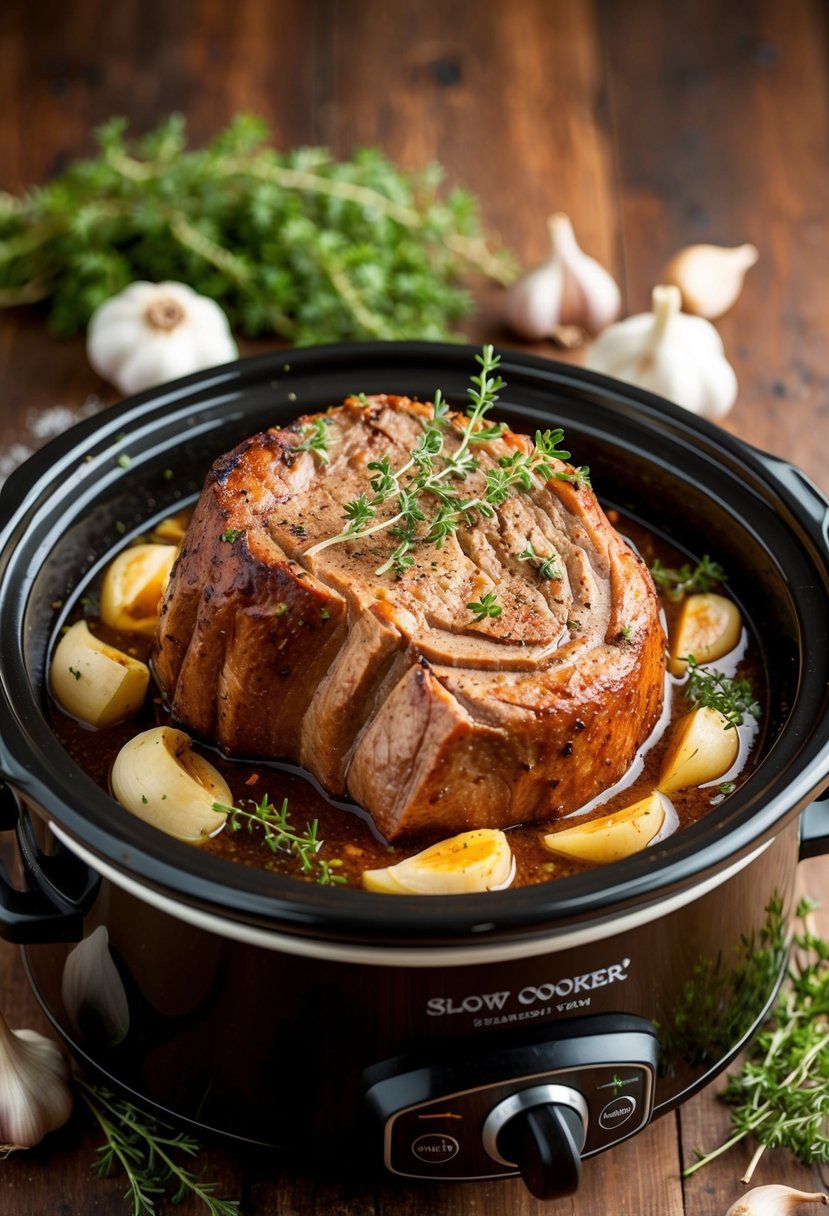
left=800, top=790, right=829, bottom=860
left=0, top=782, right=97, bottom=944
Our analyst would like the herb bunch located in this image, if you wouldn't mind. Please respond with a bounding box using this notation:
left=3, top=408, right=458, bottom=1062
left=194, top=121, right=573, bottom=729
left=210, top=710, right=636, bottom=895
left=304, top=345, right=586, bottom=579
left=77, top=1075, right=239, bottom=1216
left=684, top=898, right=829, bottom=1182
left=0, top=113, right=514, bottom=343
left=215, top=793, right=346, bottom=885
left=683, top=654, right=762, bottom=730
left=650, top=554, right=727, bottom=601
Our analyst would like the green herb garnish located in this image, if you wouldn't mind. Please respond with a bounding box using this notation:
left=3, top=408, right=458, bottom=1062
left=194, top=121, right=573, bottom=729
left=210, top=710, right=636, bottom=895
left=219, top=528, right=244, bottom=544
left=304, top=346, right=579, bottom=578
left=295, top=417, right=333, bottom=464
left=467, top=592, right=502, bottom=621
left=0, top=113, right=513, bottom=343
left=76, top=1074, right=240, bottom=1216
left=683, top=655, right=761, bottom=730
left=684, top=898, right=829, bottom=1181
left=215, top=794, right=346, bottom=886
left=650, top=554, right=728, bottom=601
left=515, top=541, right=561, bottom=581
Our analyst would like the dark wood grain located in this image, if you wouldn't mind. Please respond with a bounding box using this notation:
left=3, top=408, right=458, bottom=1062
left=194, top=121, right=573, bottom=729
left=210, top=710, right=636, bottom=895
left=0, top=1, right=828, bottom=1213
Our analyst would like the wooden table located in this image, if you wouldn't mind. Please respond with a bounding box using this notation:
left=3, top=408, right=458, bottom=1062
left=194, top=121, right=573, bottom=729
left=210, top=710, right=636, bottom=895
left=1, top=1, right=828, bottom=1212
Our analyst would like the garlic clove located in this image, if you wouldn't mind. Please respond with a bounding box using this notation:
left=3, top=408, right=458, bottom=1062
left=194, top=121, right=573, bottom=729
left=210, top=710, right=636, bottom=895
left=669, top=593, right=743, bottom=675
left=505, top=212, right=621, bottom=340
left=363, top=829, right=515, bottom=894
left=725, top=1185, right=828, bottom=1216
left=657, top=705, right=739, bottom=794
left=100, top=542, right=178, bottom=636
left=542, top=791, right=673, bottom=864
left=50, top=620, right=150, bottom=727
left=663, top=242, right=759, bottom=319
left=111, top=726, right=230, bottom=841
left=61, top=925, right=130, bottom=1047
left=0, top=1009, right=73, bottom=1153
left=151, top=508, right=192, bottom=545
left=584, top=284, right=738, bottom=421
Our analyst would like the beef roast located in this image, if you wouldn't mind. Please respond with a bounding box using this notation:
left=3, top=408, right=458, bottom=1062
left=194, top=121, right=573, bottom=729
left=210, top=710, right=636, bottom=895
left=153, top=394, right=666, bottom=841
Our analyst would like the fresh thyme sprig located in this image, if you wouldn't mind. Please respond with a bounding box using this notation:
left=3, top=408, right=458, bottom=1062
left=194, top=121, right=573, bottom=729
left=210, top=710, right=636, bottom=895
left=683, top=655, right=761, bottom=730
left=683, top=898, right=829, bottom=1182
left=468, top=592, right=502, bottom=621
left=214, top=794, right=346, bottom=885
left=0, top=113, right=515, bottom=342
left=304, top=347, right=581, bottom=577
left=295, top=417, right=333, bottom=464
left=515, top=540, right=562, bottom=581
left=76, top=1075, right=240, bottom=1216
left=650, top=554, right=728, bottom=601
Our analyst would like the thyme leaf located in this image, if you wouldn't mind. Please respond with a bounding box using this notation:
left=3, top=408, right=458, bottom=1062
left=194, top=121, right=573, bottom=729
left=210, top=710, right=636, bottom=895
left=304, top=346, right=585, bottom=577
left=683, top=899, right=829, bottom=1181
left=77, top=1074, right=240, bottom=1216
left=683, top=655, right=761, bottom=730
left=0, top=113, right=514, bottom=342
left=650, top=553, right=728, bottom=601
left=296, top=417, right=332, bottom=464
left=214, top=794, right=346, bottom=886
left=468, top=592, right=502, bottom=621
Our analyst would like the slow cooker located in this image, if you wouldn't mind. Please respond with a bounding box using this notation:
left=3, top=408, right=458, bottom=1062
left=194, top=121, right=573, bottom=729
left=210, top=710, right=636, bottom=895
left=0, top=343, right=827, bottom=1202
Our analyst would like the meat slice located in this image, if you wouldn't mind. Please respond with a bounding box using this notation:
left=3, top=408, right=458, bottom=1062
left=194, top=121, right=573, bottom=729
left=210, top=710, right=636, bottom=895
left=153, top=394, right=666, bottom=841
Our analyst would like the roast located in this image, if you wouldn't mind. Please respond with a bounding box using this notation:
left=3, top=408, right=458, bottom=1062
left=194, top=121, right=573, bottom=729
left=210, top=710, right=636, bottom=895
left=153, top=393, right=666, bottom=841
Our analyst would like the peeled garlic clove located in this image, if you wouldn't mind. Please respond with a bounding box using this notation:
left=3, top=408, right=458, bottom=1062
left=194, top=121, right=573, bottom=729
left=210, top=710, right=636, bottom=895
left=505, top=213, right=621, bottom=340
left=100, top=543, right=178, bottom=636
left=584, top=284, right=738, bottom=421
left=61, top=925, right=129, bottom=1047
left=363, top=829, right=515, bottom=894
left=0, top=1009, right=72, bottom=1153
left=542, top=791, right=671, bottom=864
left=50, top=620, right=149, bottom=727
left=669, top=593, right=743, bottom=675
left=111, top=726, right=230, bottom=842
left=657, top=706, right=739, bottom=794
left=152, top=508, right=191, bottom=545
left=725, top=1185, right=828, bottom=1216
left=663, top=242, right=758, bottom=319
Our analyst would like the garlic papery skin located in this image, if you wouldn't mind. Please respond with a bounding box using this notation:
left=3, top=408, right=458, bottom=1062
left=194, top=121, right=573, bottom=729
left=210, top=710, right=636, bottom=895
left=725, top=1185, right=828, bottom=1215
left=61, top=925, right=130, bottom=1048
left=663, top=242, right=759, bottom=319
left=0, top=1009, right=73, bottom=1154
left=87, top=280, right=238, bottom=396
left=505, top=212, right=622, bottom=340
left=584, top=284, right=738, bottom=421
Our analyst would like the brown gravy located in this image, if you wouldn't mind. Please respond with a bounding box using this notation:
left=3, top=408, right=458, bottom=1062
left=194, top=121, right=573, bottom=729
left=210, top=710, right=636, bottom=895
left=49, top=513, right=764, bottom=890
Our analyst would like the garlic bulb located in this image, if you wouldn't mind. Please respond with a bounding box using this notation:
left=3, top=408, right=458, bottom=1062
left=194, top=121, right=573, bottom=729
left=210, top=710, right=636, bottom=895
left=725, top=1185, right=828, bottom=1215
left=87, top=281, right=238, bottom=396
left=0, top=1008, right=72, bottom=1153
left=505, top=213, right=621, bottom=340
left=584, top=284, right=738, bottom=420
left=62, top=925, right=130, bottom=1047
left=664, top=242, right=758, bottom=319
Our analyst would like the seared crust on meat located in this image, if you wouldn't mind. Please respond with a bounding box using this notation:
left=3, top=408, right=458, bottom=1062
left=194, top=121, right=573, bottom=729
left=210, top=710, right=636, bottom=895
left=153, top=395, right=666, bottom=841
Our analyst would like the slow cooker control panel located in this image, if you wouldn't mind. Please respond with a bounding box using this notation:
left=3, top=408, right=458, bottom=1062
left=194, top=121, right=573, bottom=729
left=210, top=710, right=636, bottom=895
left=364, top=1016, right=657, bottom=1193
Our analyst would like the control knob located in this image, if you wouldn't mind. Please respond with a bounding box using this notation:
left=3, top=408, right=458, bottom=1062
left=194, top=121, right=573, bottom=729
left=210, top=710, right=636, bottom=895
left=482, top=1083, right=588, bottom=1200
